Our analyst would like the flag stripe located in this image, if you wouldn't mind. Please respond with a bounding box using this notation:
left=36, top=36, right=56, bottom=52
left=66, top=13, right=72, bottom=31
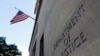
left=13, top=14, right=27, bottom=19
left=10, top=11, right=29, bottom=24
left=11, top=16, right=28, bottom=24
left=12, top=14, right=28, bottom=21
left=11, top=15, right=28, bottom=24
left=11, top=14, right=28, bottom=22
left=11, top=17, right=28, bottom=24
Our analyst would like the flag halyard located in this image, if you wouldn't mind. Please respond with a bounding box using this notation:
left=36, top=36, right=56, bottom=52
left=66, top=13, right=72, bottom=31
left=10, top=11, right=29, bottom=24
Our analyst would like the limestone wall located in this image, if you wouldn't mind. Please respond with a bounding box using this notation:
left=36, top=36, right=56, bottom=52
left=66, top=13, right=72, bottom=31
left=43, top=0, right=100, bottom=56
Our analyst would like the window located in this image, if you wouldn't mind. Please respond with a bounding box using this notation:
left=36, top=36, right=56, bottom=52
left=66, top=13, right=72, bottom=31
left=40, top=34, right=44, bottom=56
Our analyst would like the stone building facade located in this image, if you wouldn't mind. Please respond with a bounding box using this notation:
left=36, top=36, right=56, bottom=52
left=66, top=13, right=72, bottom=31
left=29, top=0, right=100, bottom=56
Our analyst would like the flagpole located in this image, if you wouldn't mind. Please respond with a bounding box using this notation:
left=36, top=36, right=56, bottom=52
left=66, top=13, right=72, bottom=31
left=14, top=7, right=35, bottom=20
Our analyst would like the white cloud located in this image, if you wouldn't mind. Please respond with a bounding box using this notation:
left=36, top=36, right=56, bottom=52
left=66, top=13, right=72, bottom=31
left=16, top=43, right=29, bottom=56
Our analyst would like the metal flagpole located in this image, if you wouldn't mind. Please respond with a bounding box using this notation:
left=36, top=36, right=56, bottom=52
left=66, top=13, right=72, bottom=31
left=14, top=7, right=35, bottom=20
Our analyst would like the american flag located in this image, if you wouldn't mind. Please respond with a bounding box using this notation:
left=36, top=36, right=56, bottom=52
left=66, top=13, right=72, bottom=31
left=10, top=11, right=29, bottom=24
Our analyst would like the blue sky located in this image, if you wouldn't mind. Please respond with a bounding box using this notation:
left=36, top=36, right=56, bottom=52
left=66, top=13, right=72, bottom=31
left=0, top=0, right=36, bottom=56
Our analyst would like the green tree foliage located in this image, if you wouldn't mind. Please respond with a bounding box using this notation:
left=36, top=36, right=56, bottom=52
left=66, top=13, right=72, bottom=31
left=0, top=37, right=22, bottom=56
